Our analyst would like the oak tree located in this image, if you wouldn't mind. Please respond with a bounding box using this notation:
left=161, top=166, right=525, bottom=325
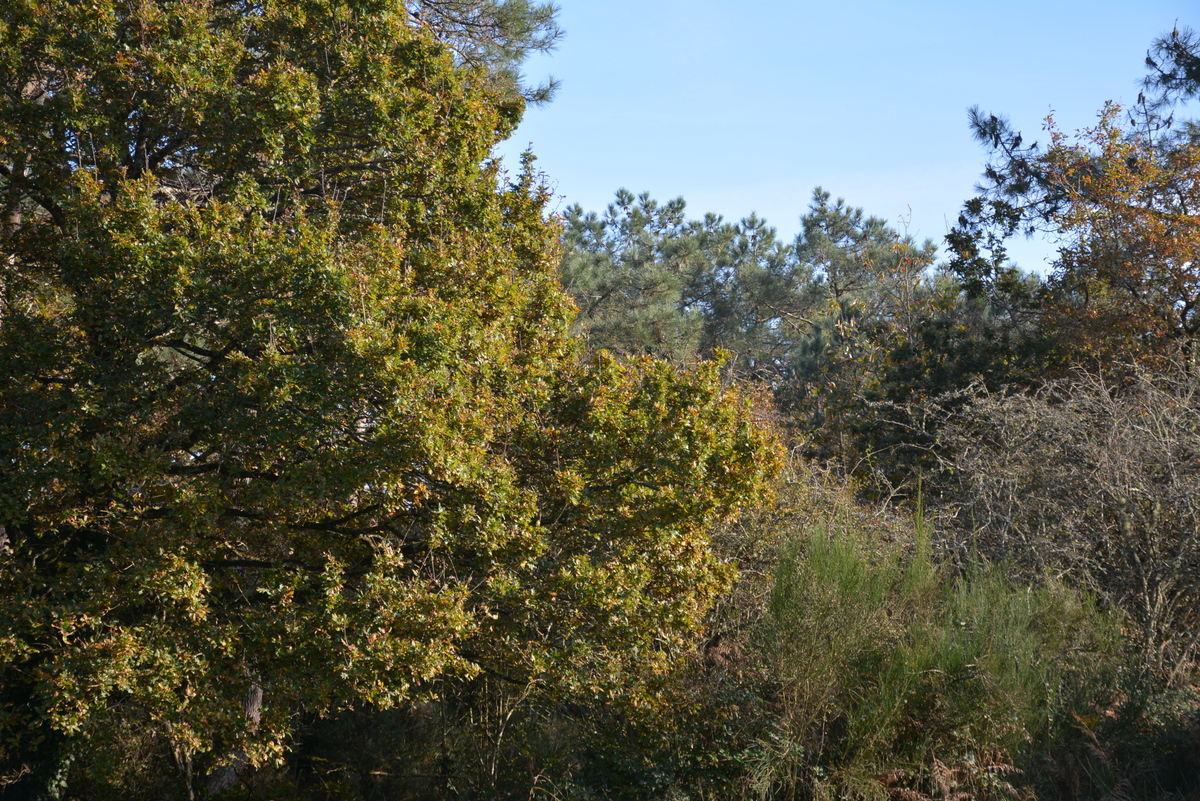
left=0, top=1, right=775, bottom=795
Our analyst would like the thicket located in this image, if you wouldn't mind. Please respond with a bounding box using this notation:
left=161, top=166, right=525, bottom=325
left=237, top=463, right=1197, bottom=800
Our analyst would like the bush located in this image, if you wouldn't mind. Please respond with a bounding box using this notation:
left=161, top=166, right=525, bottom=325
left=751, top=511, right=1125, bottom=801
left=940, top=364, right=1200, bottom=680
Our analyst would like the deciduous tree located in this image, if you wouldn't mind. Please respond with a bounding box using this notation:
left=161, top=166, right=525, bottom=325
left=947, top=25, right=1200, bottom=367
left=0, top=1, right=775, bottom=795
left=1040, top=105, right=1200, bottom=362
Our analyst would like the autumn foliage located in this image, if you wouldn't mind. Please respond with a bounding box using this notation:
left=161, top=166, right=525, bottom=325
left=1042, top=105, right=1200, bottom=363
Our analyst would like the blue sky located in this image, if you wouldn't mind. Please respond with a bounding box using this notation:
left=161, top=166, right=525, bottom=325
left=494, top=1, right=1198, bottom=273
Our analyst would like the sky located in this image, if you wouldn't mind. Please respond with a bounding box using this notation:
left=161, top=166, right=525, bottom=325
left=493, top=1, right=1199, bottom=273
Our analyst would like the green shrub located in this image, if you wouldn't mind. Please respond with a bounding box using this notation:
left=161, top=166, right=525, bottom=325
left=751, top=514, right=1125, bottom=801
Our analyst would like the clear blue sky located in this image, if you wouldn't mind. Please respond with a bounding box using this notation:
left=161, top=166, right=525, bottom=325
left=494, top=1, right=1198, bottom=272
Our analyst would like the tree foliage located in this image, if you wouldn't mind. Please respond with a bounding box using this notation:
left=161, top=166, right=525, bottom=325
left=1040, top=106, right=1200, bottom=361
left=560, top=190, right=809, bottom=378
left=0, top=1, right=776, bottom=794
left=1143, top=24, right=1200, bottom=112
left=560, top=188, right=1048, bottom=495
left=948, top=26, right=1200, bottom=366
left=560, top=187, right=941, bottom=387
left=560, top=190, right=706, bottom=363
left=405, top=0, right=563, bottom=102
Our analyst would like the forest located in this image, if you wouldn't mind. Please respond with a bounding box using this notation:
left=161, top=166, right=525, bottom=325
left=0, top=1, right=1197, bottom=799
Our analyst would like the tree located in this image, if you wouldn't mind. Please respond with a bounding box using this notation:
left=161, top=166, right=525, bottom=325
left=405, top=0, right=563, bottom=103
left=953, top=103, right=1200, bottom=365
left=0, top=2, right=776, bottom=795
left=947, top=25, right=1200, bottom=366
left=1142, top=24, right=1200, bottom=112
left=1040, top=105, right=1200, bottom=362
left=560, top=187, right=910, bottom=384
left=934, top=31, right=1200, bottom=678
left=560, top=190, right=705, bottom=362
left=560, top=191, right=812, bottom=381
left=559, top=188, right=1046, bottom=494
left=690, top=211, right=810, bottom=382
